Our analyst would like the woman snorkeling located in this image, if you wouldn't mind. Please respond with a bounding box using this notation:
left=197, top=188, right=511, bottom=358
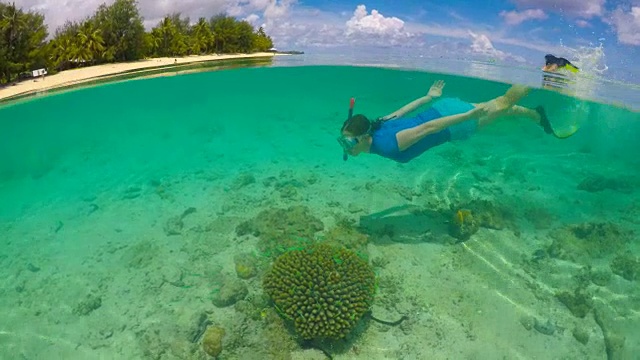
left=541, top=54, right=579, bottom=93
left=337, top=80, right=561, bottom=163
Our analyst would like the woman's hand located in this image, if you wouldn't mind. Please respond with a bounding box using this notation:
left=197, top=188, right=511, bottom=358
left=427, top=80, right=445, bottom=98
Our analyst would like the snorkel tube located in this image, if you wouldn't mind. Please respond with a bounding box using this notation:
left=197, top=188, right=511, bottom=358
left=343, top=97, right=356, bottom=161
left=349, top=97, right=355, bottom=118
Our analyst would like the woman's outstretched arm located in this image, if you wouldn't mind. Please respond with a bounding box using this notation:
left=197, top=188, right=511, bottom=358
left=380, top=80, right=446, bottom=120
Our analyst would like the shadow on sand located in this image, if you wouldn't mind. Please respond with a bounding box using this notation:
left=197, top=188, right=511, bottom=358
left=357, top=204, right=455, bottom=245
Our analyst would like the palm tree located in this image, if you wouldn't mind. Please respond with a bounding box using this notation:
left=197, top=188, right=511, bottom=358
left=151, top=17, right=178, bottom=56
left=209, top=15, right=238, bottom=53
left=77, top=21, right=105, bottom=63
left=102, top=45, right=116, bottom=62
left=49, top=35, right=78, bottom=70
left=0, top=2, right=27, bottom=81
left=1, top=2, right=25, bottom=54
left=151, top=16, right=190, bottom=57
left=253, top=26, right=273, bottom=52
left=235, top=20, right=254, bottom=53
left=189, top=17, right=214, bottom=54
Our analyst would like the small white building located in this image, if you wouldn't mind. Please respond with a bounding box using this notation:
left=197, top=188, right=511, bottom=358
left=32, top=68, right=47, bottom=77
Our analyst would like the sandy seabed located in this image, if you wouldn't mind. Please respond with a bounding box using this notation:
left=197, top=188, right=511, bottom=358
left=1, top=129, right=638, bottom=360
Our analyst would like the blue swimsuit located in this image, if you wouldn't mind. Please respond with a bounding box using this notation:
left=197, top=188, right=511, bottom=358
left=370, top=98, right=477, bottom=163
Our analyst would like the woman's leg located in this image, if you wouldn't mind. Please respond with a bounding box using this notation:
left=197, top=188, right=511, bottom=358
left=446, top=103, right=540, bottom=141
left=478, top=105, right=541, bottom=127
left=504, top=105, right=542, bottom=123
left=475, top=103, right=555, bottom=136
left=494, top=84, right=530, bottom=111
left=471, top=84, right=534, bottom=126
left=468, top=85, right=572, bottom=138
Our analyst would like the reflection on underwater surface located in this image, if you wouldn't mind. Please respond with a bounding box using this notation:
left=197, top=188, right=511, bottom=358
left=0, top=64, right=638, bottom=359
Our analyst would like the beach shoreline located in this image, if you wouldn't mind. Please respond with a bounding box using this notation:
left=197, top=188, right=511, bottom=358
left=0, top=52, right=280, bottom=102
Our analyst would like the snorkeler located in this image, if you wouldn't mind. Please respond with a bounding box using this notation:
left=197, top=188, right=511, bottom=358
left=337, top=80, right=558, bottom=163
left=539, top=54, right=582, bottom=138
left=542, top=54, right=579, bottom=73
left=541, top=54, right=579, bottom=92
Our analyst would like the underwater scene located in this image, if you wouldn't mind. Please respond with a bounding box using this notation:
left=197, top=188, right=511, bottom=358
left=0, top=56, right=639, bottom=360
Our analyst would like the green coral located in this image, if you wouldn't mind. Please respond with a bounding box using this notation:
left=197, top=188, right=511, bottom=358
left=262, top=244, right=376, bottom=340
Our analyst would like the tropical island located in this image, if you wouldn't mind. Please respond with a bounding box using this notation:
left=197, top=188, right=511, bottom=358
left=0, top=0, right=300, bottom=100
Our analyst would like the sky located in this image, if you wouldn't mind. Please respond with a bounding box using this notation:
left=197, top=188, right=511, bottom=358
left=12, top=0, right=640, bottom=84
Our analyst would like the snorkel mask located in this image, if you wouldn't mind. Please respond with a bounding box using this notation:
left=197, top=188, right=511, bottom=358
left=338, top=97, right=356, bottom=161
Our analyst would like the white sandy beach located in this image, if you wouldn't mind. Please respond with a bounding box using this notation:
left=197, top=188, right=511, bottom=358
left=0, top=52, right=277, bottom=101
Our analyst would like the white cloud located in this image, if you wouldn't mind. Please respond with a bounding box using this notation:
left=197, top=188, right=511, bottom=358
left=509, top=0, right=605, bottom=18
left=499, top=9, right=547, bottom=25
left=262, top=0, right=294, bottom=20
left=606, top=6, right=640, bottom=46
left=262, top=4, right=419, bottom=48
left=491, top=35, right=562, bottom=54
left=468, top=31, right=526, bottom=62
left=259, top=6, right=344, bottom=47
left=403, top=23, right=470, bottom=40
left=345, top=5, right=408, bottom=39
left=575, top=19, right=590, bottom=28
left=244, top=13, right=260, bottom=25
left=272, top=4, right=529, bottom=60
left=15, top=0, right=105, bottom=32
left=14, top=0, right=294, bottom=32
left=469, top=31, right=502, bottom=55
left=402, top=22, right=561, bottom=55
left=448, top=11, right=465, bottom=21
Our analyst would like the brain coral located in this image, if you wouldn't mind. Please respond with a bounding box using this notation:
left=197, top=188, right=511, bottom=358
left=263, top=244, right=376, bottom=340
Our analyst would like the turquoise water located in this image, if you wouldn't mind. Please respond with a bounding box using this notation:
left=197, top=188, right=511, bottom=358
left=0, top=64, right=639, bottom=359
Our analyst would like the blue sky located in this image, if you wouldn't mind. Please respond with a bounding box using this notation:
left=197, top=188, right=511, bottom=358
left=16, top=0, right=640, bottom=83
left=271, top=0, right=639, bottom=82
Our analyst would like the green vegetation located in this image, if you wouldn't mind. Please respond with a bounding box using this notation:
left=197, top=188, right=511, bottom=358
left=0, top=0, right=274, bottom=84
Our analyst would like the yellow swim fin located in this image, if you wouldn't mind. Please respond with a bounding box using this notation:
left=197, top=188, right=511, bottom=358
left=552, top=123, right=580, bottom=139
left=564, top=64, right=580, bottom=73
left=536, top=106, right=579, bottom=139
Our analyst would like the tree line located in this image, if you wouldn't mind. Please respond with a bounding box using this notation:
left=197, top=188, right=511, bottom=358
left=0, top=0, right=274, bottom=84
